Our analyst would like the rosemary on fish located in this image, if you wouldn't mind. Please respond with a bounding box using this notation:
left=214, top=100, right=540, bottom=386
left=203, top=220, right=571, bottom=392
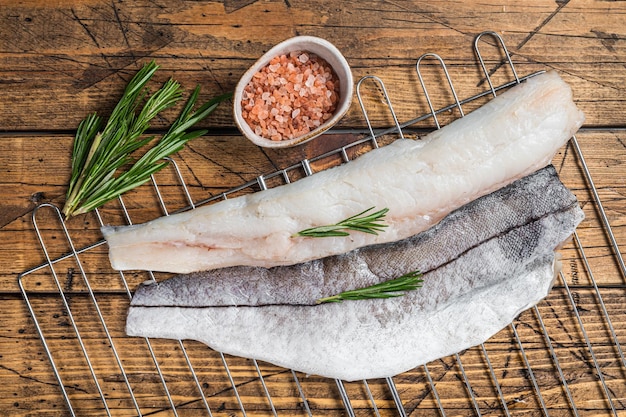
left=62, top=61, right=231, bottom=218
left=293, top=207, right=389, bottom=238
left=316, top=271, right=423, bottom=304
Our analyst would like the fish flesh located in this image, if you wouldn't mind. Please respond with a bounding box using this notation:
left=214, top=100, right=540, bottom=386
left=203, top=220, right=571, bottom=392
left=104, top=71, right=584, bottom=274
left=105, top=72, right=583, bottom=274
left=129, top=166, right=576, bottom=307
left=126, top=167, right=583, bottom=380
left=126, top=166, right=584, bottom=381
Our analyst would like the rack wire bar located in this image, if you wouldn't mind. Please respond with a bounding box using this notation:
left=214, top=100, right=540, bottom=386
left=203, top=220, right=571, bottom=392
left=361, top=380, right=382, bottom=417
left=533, top=304, right=580, bottom=415
left=573, top=232, right=626, bottom=370
left=150, top=171, right=215, bottom=416
left=414, top=47, right=522, bottom=416
left=510, top=322, right=549, bottom=416
left=19, top=31, right=625, bottom=416
left=29, top=204, right=113, bottom=417
left=473, top=30, right=625, bottom=416
left=385, top=377, right=407, bottom=417
left=559, top=271, right=619, bottom=417
left=335, top=380, right=356, bottom=417
left=473, top=32, right=545, bottom=417
left=291, top=371, right=313, bottom=417
left=569, top=135, right=626, bottom=280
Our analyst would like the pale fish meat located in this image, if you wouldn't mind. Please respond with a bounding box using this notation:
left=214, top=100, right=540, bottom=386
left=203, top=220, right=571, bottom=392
left=126, top=166, right=584, bottom=381
left=104, top=71, right=584, bottom=273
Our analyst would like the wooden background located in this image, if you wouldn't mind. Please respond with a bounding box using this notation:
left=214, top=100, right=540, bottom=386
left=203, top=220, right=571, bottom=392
left=1, top=0, right=625, bottom=416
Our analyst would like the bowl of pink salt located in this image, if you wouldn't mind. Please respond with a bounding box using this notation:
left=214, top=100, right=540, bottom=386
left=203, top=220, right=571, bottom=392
left=234, top=36, right=353, bottom=148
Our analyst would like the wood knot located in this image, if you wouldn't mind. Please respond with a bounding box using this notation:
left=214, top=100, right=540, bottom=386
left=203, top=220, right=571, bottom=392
left=29, top=192, right=45, bottom=204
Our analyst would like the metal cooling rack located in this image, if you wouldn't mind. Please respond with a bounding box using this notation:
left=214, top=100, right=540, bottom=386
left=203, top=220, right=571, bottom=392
left=19, top=31, right=626, bottom=416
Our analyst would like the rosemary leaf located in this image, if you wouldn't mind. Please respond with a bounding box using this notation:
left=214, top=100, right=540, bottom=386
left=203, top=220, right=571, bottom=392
left=67, top=113, right=101, bottom=202
left=316, top=271, right=423, bottom=304
left=62, top=61, right=231, bottom=218
left=293, top=207, right=390, bottom=238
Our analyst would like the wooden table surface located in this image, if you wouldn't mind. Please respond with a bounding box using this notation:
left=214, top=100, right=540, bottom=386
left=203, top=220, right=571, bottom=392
left=2, top=1, right=625, bottom=416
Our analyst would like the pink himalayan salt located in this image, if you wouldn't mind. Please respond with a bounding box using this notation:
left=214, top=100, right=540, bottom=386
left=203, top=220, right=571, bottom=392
left=241, top=51, right=340, bottom=141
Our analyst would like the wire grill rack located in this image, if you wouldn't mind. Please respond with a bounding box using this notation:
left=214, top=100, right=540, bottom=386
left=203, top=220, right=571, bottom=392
left=19, top=31, right=626, bottom=416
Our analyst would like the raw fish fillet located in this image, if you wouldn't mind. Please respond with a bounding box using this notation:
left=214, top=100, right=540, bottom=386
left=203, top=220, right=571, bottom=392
left=126, top=166, right=584, bottom=381
left=104, top=71, right=584, bottom=273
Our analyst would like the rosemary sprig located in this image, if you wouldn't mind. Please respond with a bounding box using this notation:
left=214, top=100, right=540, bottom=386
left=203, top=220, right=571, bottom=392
left=62, top=61, right=231, bottom=218
left=293, top=207, right=390, bottom=238
left=316, top=271, right=423, bottom=304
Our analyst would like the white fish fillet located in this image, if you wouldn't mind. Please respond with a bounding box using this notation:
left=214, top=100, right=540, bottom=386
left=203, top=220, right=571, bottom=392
left=128, top=256, right=559, bottom=381
left=126, top=167, right=584, bottom=381
left=104, top=71, right=584, bottom=273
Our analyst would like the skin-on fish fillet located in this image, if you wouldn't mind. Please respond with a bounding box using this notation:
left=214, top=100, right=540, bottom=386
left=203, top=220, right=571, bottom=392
left=126, top=166, right=584, bottom=381
left=103, top=71, right=584, bottom=274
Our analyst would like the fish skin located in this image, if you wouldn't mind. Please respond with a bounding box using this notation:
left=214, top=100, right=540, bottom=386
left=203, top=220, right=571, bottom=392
left=129, top=166, right=576, bottom=307
left=104, top=71, right=585, bottom=274
left=128, top=256, right=559, bottom=381
left=126, top=166, right=584, bottom=381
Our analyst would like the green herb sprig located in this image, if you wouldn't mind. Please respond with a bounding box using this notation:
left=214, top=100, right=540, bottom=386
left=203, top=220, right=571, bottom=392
left=62, top=61, right=231, bottom=218
left=316, top=271, right=423, bottom=304
left=293, top=207, right=390, bottom=238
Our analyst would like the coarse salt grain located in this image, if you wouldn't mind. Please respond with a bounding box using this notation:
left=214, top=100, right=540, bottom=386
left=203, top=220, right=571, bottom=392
left=241, top=51, right=340, bottom=141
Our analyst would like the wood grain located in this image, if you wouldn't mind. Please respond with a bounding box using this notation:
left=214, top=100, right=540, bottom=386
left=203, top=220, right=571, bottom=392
left=3, top=128, right=626, bottom=415
left=3, top=286, right=624, bottom=415
left=3, top=130, right=625, bottom=290
left=1, top=0, right=625, bottom=130
left=2, top=0, right=626, bottom=415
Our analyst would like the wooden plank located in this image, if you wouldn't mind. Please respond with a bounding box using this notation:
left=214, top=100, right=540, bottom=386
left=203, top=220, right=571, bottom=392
left=3, top=130, right=625, bottom=291
left=1, top=0, right=625, bottom=131
left=2, top=1, right=626, bottom=415
left=4, top=285, right=625, bottom=415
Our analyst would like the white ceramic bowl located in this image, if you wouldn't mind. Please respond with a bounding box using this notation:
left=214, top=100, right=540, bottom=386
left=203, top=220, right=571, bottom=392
left=234, top=36, right=353, bottom=148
